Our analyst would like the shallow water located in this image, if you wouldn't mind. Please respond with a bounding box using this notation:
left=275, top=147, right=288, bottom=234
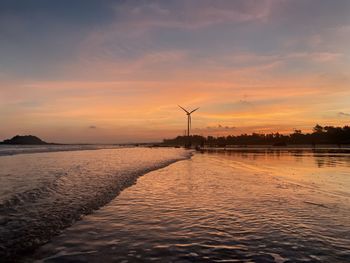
left=33, top=150, right=350, bottom=262
left=0, top=147, right=190, bottom=260
left=0, top=144, right=121, bottom=156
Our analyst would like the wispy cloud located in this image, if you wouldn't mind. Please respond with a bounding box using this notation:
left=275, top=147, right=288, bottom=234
left=111, top=0, right=275, bottom=31
left=338, top=112, right=350, bottom=117
left=1, top=0, right=350, bottom=142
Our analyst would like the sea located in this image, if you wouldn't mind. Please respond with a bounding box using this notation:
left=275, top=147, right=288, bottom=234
left=0, top=145, right=349, bottom=262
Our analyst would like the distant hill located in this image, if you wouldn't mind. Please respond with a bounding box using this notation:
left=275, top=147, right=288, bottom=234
left=0, top=135, right=48, bottom=145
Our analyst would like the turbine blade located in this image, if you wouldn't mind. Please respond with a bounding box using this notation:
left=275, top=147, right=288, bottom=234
left=189, top=115, right=192, bottom=131
left=189, top=107, right=199, bottom=114
left=178, top=105, right=189, bottom=114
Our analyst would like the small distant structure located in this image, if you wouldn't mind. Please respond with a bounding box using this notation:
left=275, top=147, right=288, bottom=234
left=178, top=105, right=199, bottom=147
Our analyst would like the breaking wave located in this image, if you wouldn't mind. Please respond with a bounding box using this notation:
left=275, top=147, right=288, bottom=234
left=0, top=147, right=191, bottom=260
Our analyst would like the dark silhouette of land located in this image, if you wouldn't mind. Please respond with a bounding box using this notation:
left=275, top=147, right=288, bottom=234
left=0, top=135, right=48, bottom=145
left=163, top=124, right=350, bottom=147
left=2, top=124, right=349, bottom=146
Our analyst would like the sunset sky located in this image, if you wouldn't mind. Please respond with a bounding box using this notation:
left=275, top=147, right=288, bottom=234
left=1, top=0, right=350, bottom=143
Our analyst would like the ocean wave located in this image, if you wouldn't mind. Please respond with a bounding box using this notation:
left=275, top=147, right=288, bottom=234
left=0, top=147, right=191, bottom=261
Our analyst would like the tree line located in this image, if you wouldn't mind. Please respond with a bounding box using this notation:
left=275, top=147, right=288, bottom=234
left=162, top=124, right=350, bottom=147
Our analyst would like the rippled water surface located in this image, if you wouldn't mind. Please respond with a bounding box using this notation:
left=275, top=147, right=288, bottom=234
left=0, top=144, right=120, bottom=156
left=0, top=147, right=190, bottom=260
left=33, top=150, right=350, bottom=262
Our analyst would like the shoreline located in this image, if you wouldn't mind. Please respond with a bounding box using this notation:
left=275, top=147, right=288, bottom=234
left=196, top=145, right=350, bottom=153
left=0, top=148, right=192, bottom=262
left=31, top=151, right=350, bottom=262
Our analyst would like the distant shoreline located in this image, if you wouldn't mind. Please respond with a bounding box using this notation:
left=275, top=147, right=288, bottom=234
left=199, top=144, right=350, bottom=149
left=196, top=145, right=350, bottom=154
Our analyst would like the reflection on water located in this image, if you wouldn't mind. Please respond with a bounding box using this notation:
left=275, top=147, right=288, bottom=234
left=34, top=150, right=350, bottom=262
left=0, top=148, right=190, bottom=261
left=0, top=144, right=121, bottom=156
left=202, top=149, right=350, bottom=198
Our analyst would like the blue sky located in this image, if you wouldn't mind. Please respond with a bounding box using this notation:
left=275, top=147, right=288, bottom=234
left=1, top=0, right=350, bottom=143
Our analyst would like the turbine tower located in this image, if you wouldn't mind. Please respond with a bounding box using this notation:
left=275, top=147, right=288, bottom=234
left=178, top=105, right=199, bottom=138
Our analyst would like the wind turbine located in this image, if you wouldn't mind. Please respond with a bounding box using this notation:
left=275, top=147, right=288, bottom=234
left=178, top=105, right=199, bottom=138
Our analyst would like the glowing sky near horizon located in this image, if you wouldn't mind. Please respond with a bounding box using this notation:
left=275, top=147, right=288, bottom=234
left=1, top=0, right=350, bottom=143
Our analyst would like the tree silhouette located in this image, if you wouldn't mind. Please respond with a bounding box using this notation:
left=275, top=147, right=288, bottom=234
left=163, top=124, right=350, bottom=146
